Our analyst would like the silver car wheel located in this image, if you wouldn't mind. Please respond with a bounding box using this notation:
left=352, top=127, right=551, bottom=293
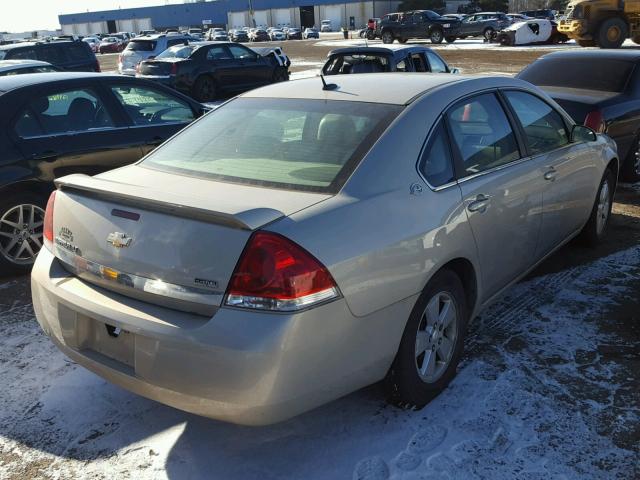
left=596, top=180, right=611, bottom=236
left=415, top=291, right=458, bottom=383
left=0, top=204, right=45, bottom=265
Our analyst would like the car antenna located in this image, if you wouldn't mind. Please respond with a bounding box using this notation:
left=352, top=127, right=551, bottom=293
left=320, top=73, right=338, bottom=91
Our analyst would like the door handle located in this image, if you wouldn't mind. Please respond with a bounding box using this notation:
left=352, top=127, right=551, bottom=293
left=544, top=166, right=557, bottom=181
left=467, top=194, right=491, bottom=213
left=32, top=151, right=58, bottom=162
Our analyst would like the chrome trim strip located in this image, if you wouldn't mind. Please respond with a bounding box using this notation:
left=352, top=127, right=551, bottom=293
left=55, top=245, right=224, bottom=309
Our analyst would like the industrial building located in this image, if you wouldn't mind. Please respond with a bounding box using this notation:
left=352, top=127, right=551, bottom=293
left=58, top=0, right=405, bottom=35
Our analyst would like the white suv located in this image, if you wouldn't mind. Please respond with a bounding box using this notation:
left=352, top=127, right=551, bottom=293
left=118, top=34, right=191, bottom=76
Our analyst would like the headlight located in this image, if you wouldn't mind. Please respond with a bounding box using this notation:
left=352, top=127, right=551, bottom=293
left=443, top=23, right=451, bottom=28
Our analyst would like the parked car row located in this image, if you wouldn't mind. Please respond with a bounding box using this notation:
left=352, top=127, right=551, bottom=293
left=376, top=9, right=566, bottom=44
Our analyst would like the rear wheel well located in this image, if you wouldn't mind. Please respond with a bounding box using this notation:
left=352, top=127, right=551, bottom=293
left=437, top=258, right=478, bottom=316
left=607, top=157, right=619, bottom=186
left=0, top=181, right=52, bottom=203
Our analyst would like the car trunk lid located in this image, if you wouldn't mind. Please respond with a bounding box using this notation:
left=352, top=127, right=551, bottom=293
left=138, top=59, right=177, bottom=76
left=51, top=166, right=331, bottom=316
left=540, top=86, right=619, bottom=125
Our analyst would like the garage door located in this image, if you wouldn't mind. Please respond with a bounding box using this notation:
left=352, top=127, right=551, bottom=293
left=89, top=21, right=107, bottom=35
left=273, top=8, right=291, bottom=28
left=229, top=12, right=246, bottom=29
left=73, top=23, right=90, bottom=36
left=117, top=19, right=135, bottom=33
left=135, top=18, right=152, bottom=32
left=253, top=10, right=268, bottom=28
left=323, top=5, right=343, bottom=30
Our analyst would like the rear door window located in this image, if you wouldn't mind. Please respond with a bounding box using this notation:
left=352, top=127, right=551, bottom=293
left=504, top=90, right=569, bottom=155
left=110, top=85, right=195, bottom=125
left=447, top=93, right=521, bottom=176
left=67, top=43, right=91, bottom=61
left=7, top=48, right=37, bottom=60
left=425, top=51, right=448, bottom=73
left=37, top=45, right=68, bottom=65
left=205, top=45, right=233, bottom=61
left=14, top=88, right=114, bottom=137
left=419, top=121, right=456, bottom=187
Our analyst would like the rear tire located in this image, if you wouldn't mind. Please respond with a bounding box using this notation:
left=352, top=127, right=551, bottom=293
left=597, top=17, right=627, bottom=49
left=0, top=193, right=47, bottom=276
left=430, top=28, right=444, bottom=44
left=382, top=31, right=394, bottom=43
left=192, top=76, right=216, bottom=102
left=579, top=169, right=615, bottom=246
left=621, top=136, right=640, bottom=182
left=272, top=68, right=289, bottom=83
left=385, top=269, right=468, bottom=409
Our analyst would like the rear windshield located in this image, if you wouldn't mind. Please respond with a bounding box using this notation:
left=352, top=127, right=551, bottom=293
left=324, top=54, right=390, bottom=74
left=519, top=57, right=635, bottom=93
left=142, top=98, right=402, bottom=193
left=157, top=45, right=196, bottom=59
left=127, top=40, right=157, bottom=51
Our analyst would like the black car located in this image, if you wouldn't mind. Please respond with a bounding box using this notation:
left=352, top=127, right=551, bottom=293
left=230, top=29, right=249, bottom=42
left=250, top=29, right=270, bottom=42
left=520, top=9, right=556, bottom=20
left=377, top=10, right=461, bottom=44
left=0, top=72, right=205, bottom=273
left=286, top=28, right=303, bottom=40
left=137, top=42, right=289, bottom=102
left=322, top=45, right=456, bottom=75
left=0, top=40, right=100, bottom=72
left=517, top=50, right=640, bottom=181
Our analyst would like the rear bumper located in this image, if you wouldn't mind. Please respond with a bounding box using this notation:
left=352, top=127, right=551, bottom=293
left=31, top=248, right=404, bottom=425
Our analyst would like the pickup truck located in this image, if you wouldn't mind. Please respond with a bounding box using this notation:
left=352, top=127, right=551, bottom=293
left=376, top=10, right=462, bottom=44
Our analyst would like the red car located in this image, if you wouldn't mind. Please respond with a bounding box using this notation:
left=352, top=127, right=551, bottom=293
left=98, top=37, right=123, bottom=54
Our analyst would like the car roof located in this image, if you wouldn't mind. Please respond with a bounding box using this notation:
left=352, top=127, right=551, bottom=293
left=328, top=45, right=435, bottom=58
left=539, top=49, right=640, bottom=62
left=0, top=59, right=52, bottom=71
left=0, top=72, right=118, bottom=93
left=241, top=73, right=523, bottom=105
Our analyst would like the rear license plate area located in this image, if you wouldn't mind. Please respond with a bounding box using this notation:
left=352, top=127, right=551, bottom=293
left=83, top=318, right=135, bottom=368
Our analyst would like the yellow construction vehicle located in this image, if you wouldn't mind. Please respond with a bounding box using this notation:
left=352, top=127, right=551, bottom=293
left=558, top=0, right=640, bottom=48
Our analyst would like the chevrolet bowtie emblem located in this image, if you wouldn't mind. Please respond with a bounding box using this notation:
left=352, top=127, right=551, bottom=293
left=107, top=232, right=132, bottom=248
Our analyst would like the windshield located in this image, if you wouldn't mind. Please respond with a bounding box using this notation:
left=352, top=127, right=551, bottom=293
left=157, top=45, right=195, bottom=59
left=142, top=98, right=402, bottom=193
left=519, top=57, right=635, bottom=93
left=127, top=40, right=157, bottom=51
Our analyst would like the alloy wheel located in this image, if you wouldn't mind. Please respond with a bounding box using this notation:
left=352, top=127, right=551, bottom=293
left=596, top=180, right=611, bottom=236
left=0, top=203, right=45, bottom=265
left=414, top=291, right=458, bottom=383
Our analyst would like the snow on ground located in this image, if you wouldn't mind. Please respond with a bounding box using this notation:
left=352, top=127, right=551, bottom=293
left=1, top=245, right=639, bottom=479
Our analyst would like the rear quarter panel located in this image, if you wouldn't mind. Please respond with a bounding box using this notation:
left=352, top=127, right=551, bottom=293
left=269, top=88, right=481, bottom=319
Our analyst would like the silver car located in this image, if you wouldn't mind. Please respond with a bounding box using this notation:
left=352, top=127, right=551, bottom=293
left=31, top=74, right=617, bottom=425
left=119, top=34, right=192, bottom=76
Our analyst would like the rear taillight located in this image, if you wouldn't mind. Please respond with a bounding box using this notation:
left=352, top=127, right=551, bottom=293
left=43, top=191, right=56, bottom=252
left=584, top=110, right=605, bottom=133
left=225, top=231, right=339, bottom=311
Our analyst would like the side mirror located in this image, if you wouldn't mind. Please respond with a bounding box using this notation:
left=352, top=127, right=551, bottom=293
left=449, top=67, right=460, bottom=74
left=571, top=124, right=597, bottom=143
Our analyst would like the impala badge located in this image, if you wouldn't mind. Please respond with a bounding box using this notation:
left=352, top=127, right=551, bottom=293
left=107, top=232, right=132, bottom=248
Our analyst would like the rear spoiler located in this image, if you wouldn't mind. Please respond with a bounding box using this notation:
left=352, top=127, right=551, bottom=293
left=55, top=174, right=284, bottom=231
